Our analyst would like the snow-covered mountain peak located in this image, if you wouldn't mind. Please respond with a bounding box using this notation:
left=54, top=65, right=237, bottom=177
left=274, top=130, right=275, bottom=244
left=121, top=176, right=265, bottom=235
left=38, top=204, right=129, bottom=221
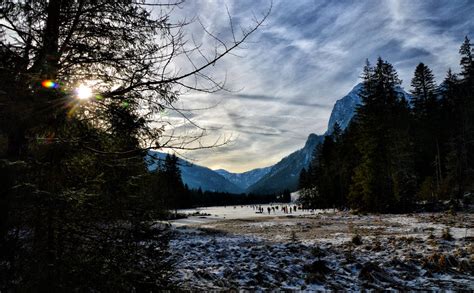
left=214, top=167, right=272, bottom=190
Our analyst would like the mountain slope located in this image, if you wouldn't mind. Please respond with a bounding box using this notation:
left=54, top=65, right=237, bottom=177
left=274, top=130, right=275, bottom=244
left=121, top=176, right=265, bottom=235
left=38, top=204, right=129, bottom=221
left=214, top=167, right=271, bottom=190
left=326, top=83, right=412, bottom=134
left=246, top=133, right=323, bottom=194
left=326, top=83, right=363, bottom=134
left=146, top=83, right=412, bottom=195
left=246, top=83, right=412, bottom=195
left=147, top=151, right=244, bottom=194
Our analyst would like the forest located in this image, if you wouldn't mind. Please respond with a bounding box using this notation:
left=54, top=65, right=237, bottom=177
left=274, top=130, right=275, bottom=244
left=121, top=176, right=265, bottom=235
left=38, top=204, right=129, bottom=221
left=299, top=37, right=474, bottom=213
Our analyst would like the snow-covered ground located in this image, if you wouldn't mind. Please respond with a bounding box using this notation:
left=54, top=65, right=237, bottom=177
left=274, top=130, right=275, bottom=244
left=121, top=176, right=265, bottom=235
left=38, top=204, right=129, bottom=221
left=167, top=210, right=473, bottom=290
left=172, top=204, right=327, bottom=226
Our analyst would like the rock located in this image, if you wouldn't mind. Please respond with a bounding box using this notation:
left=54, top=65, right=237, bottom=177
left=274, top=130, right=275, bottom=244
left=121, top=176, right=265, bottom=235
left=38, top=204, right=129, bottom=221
left=311, top=246, right=327, bottom=258
left=359, top=261, right=405, bottom=288
left=352, top=234, right=363, bottom=245
left=304, top=260, right=332, bottom=284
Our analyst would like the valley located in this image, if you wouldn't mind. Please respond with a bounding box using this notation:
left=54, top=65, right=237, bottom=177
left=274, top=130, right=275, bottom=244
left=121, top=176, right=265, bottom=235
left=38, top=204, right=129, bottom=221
left=148, top=83, right=411, bottom=196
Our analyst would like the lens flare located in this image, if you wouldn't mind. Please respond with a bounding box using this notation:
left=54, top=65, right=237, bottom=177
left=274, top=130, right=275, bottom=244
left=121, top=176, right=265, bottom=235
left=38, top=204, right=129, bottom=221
left=41, top=80, right=59, bottom=89
left=75, top=84, right=93, bottom=100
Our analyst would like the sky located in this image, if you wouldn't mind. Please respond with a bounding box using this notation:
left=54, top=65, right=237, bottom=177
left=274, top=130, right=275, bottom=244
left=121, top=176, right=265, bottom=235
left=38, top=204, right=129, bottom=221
left=161, top=0, right=474, bottom=173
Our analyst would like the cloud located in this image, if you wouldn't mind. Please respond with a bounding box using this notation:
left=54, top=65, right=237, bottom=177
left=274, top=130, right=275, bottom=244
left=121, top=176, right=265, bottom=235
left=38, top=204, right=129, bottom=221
left=155, top=0, right=474, bottom=172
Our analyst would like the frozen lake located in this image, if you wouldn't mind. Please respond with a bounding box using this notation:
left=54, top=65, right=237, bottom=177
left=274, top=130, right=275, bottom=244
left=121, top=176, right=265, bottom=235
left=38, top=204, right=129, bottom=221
left=172, top=204, right=330, bottom=226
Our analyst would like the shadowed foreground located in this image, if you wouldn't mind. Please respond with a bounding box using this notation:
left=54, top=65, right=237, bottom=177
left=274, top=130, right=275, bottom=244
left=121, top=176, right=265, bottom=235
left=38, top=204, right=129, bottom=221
left=168, top=211, right=473, bottom=290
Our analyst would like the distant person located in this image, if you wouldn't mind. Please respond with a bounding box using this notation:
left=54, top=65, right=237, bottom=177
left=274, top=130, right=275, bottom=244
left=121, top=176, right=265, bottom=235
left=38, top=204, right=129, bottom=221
left=267, top=207, right=271, bottom=214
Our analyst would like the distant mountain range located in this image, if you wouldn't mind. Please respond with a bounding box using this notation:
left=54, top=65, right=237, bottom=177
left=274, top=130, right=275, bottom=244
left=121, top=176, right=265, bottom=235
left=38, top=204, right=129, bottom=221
left=147, top=83, right=411, bottom=195
left=245, top=133, right=323, bottom=194
left=214, top=167, right=272, bottom=190
left=147, top=152, right=244, bottom=194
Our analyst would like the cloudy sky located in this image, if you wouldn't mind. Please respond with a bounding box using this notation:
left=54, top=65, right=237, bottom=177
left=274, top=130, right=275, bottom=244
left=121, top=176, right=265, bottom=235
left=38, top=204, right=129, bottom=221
left=162, top=0, right=473, bottom=173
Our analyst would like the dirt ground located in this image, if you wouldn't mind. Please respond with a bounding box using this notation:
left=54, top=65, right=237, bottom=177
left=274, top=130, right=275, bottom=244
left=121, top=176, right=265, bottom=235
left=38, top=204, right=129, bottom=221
left=188, top=211, right=473, bottom=243
left=169, top=211, right=474, bottom=290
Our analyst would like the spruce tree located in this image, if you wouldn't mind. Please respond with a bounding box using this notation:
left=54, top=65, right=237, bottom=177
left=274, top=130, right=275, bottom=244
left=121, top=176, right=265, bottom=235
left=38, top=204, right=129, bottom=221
left=349, top=58, right=415, bottom=212
left=411, top=63, right=438, bottom=116
left=410, top=63, right=441, bottom=198
left=163, top=154, right=189, bottom=210
left=445, top=36, right=474, bottom=200
left=332, top=122, right=342, bottom=141
left=459, top=36, right=474, bottom=81
left=298, top=168, right=309, bottom=189
left=440, top=69, right=459, bottom=112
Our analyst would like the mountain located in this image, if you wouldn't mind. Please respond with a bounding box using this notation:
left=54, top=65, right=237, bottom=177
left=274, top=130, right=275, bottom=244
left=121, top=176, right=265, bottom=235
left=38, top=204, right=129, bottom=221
left=145, top=83, right=412, bottom=195
left=326, top=83, right=412, bottom=134
left=246, top=133, right=324, bottom=194
left=146, top=151, right=244, bottom=194
left=246, top=83, right=412, bottom=195
left=214, top=167, right=271, bottom=190
left=325, top=83, right=363, bottom=134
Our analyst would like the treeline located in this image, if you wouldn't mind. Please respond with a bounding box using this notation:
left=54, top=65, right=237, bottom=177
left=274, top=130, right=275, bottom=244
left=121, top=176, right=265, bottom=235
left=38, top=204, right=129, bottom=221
left=151, top=153, right=290, bottom=209
left=187, top=189, right=284, bottom=207
left=299, top=37, right=474, bottom=213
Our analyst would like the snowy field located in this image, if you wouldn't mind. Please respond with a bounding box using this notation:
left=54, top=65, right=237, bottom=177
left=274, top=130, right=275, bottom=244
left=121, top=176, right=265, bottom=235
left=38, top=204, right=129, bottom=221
left=168, top=209, right=473, bottom=290
left=172, top=204, right=327, bottom=226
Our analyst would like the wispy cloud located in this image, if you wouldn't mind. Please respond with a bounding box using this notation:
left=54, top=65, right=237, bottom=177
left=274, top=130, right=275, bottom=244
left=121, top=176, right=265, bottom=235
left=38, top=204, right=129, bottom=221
left=159, top=0, right=474, bottom=172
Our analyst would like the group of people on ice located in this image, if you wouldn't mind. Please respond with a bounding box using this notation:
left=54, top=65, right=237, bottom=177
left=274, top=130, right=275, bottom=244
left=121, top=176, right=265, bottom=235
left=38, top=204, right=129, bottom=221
left=252, top=205, right=300, bottom=214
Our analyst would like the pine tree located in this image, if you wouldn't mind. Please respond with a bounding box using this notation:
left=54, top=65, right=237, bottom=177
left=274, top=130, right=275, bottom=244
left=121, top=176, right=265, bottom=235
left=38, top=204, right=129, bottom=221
left=411, top=63, right=438, bottom=116
left=410, top=63, right=442, bottom=198
left=349, top=58, right=415, bottom=212
left=440, top=69, right=459, bottom=112
left=163, top=154, right=189, bottom=210
left=445, top=36, right=474, bottom=200
left=332, top=122, right=342, bottom=141
left=459, top=36, right=474, bottom=81
left=305, top=124, right=347, bottom=209
left=298, top=168, right=309, bottom=189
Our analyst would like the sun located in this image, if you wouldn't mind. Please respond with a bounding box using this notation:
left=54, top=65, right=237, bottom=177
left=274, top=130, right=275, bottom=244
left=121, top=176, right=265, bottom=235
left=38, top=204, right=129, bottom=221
left=75, top=84, right=93, bottom=100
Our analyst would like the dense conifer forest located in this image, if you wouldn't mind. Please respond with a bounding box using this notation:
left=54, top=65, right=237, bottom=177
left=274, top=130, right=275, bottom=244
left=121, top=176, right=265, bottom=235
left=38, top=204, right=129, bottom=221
left=299, top=37, right=474, bottom=213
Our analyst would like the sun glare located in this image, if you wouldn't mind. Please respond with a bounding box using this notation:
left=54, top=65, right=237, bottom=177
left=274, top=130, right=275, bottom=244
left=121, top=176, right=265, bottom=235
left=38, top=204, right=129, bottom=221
left=75, top=84, right=93, bottom=100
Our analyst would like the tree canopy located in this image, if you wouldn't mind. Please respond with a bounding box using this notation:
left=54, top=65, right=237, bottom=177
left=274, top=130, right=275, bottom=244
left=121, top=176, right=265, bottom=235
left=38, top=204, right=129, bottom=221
left=0, top=1, right=270, bottom=290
